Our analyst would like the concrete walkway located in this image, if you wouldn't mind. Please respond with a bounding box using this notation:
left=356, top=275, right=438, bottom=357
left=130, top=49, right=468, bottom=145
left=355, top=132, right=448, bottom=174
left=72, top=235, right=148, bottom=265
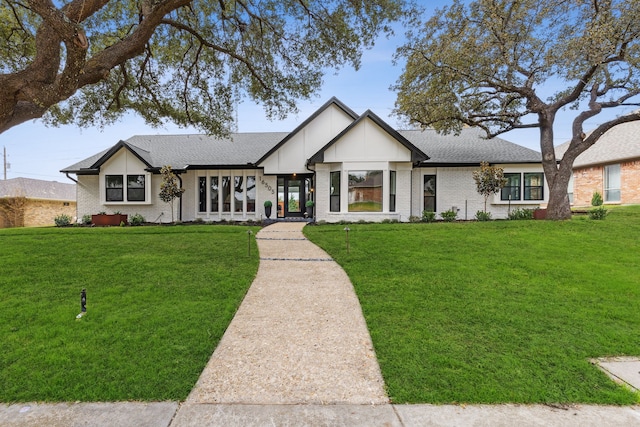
left=2, top=222, right=640, bottom=426
left=178, top=221, right=388, bottom=406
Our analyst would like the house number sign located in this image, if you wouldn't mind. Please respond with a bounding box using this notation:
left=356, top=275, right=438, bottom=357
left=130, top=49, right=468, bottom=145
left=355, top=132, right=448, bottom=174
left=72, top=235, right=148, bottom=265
left=260, top=177, right=275, bottom=195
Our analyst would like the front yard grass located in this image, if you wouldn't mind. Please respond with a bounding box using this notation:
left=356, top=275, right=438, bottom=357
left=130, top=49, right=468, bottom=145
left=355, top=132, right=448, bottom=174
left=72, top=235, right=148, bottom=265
left=304, top=206, right=640, bottom=404
left=0, top=225, right=260, bottom=402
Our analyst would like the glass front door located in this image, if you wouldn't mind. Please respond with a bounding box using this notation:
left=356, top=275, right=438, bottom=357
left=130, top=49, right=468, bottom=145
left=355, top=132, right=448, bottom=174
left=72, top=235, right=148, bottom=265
left=277, top=175, right=311, bottom=218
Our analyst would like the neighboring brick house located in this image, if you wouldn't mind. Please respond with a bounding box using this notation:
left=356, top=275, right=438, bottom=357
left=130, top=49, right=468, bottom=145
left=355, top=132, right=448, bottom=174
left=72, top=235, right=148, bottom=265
left=556, top=121, right=640, bottom=207
left=62, top=98, right=547, bottom=223
left=0, top=178, right=76, bottom=228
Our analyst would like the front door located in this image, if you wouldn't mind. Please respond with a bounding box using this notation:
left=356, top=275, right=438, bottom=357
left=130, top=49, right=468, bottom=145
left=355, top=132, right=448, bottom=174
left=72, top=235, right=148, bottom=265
left=277, top=175, right=312, bottom=218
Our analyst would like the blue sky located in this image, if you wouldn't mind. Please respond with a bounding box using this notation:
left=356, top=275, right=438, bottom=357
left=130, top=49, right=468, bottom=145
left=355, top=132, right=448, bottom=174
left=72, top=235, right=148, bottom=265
left=0, top=2, right=632, bottom=182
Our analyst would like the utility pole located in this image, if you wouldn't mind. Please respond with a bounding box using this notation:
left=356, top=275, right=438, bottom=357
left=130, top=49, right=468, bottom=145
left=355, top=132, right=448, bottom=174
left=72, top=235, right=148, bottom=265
left=3, top=146, right=6, bottom=180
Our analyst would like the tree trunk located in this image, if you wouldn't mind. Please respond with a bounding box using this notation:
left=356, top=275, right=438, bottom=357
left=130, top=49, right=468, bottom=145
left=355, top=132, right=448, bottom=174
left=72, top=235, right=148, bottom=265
left=546, top=176, right=572, bottom=220
left=538, top=114, right=572, bottom=220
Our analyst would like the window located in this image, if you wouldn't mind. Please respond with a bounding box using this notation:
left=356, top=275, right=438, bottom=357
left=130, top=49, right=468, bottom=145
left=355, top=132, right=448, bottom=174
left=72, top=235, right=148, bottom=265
left=210, top=176, right=219, bottom=212
left=106, top=175, right=123, bottom=201
left=198, top=177, right=206, bottom=212
left=423, top=175, right=436, bottom=212
left=524, top=173, right=544, bottom=200
left=247, top=176, right=256, bottom=213
left=604, top=164, right=621, bottom=202
left=222, top=176, right=231, bottom=212
left=348, top=170, right=382, bottom=212
left=568, top=174, right=574, bottom=204
left=127, top=175, right=145, bottom=202
left=234, top=176, right=244, bottom=212
left=330, top=171, right=340, bottom=212
left=501, top=173, right=521, bottom=201
left=389, top=171, right=397, bottom=212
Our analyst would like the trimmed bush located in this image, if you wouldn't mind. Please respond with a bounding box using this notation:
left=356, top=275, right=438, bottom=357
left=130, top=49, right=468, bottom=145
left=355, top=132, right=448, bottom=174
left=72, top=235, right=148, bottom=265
left=422, top=211, right=436, bottom=223
left=54, top=214, right=72, bottom=227
left=475, top=210, right=492, bottom=221
left=508, top=208, right=534, bottom=220
left=589, top=206, right=608, bottom=220
left=130, top=213, right=145, bottom=226
left=440, top=209, right=458, bottom=222
left=591, top=191, right=603, bottom=206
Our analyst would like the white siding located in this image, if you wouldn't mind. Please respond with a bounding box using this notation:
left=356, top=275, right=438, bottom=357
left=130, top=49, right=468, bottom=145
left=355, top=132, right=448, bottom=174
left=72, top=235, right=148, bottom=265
left=259, top=104, right=354, bottom=174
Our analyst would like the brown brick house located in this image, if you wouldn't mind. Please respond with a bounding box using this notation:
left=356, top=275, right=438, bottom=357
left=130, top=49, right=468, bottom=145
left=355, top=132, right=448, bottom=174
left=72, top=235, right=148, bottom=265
left=557, top=121, right=640, bottom=207
left=0, top=178, right=76, bottom=228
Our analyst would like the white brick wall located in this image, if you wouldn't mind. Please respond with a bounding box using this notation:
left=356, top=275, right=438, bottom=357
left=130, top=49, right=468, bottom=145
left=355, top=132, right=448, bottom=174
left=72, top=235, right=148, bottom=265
left=412, top=165, right=547, bottom=220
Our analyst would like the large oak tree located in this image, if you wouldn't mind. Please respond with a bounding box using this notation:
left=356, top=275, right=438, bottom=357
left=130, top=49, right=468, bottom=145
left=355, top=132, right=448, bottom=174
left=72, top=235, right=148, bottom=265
left=394, top=0, right=640, bottom=220
left=0, top=0, right=406, bottom=135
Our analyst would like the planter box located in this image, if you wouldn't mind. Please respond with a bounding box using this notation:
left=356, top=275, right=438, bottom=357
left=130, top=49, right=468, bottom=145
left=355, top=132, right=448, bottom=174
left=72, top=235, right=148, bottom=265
left=533, top=209, right=547, bottom=220
left=92, top=214, right=128, bottom=226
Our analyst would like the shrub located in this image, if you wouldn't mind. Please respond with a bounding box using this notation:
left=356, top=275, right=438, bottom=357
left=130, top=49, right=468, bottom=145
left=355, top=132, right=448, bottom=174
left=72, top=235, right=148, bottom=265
left=81, top=214, right=92, bottom=225
left=509, top=208, right=534, bottom=220
left=440, top=209, right=458, bottom=222
left=475, top=210, right=492, bottom=221
left=422, top=210, right=436, bottom=223
left=589, top=206, right=608, bottom=220
left=54, top=214, right=72, bottom=227
left=591, top=191, right=603, bottom=206
left=130, top=213, right=145, bottom=226
left=409, top=216, right=422, bottom=223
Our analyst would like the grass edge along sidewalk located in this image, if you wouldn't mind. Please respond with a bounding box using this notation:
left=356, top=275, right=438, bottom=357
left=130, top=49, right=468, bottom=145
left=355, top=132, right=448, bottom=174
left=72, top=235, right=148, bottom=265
left=304, top=206, right=640, bottom=405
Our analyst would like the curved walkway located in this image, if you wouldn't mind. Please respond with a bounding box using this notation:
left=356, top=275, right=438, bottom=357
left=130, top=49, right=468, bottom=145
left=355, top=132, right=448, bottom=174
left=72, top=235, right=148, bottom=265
left=182, top=221, right=387, bottom=405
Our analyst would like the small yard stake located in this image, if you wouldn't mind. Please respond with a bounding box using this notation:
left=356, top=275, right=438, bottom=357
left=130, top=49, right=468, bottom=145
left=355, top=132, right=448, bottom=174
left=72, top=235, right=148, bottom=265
left=247, top=229, right=253, bottom=256
left=76, top=288, right=87, bottom=319
left=344, top=227, right=350, bottom=254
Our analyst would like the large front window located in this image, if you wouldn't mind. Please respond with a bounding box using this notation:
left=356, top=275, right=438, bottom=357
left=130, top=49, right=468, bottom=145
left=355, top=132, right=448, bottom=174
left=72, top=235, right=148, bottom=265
left=127, top=175, right=145, bottom=202
left=348, top=170, right=383, bottom=212
left=501, top=173, right=521, bottom=201
left=106, top=175, right=123, bottom=202
left=524, top=173, right=544, bottom=200
left=604, top=164, right=621, bottom=202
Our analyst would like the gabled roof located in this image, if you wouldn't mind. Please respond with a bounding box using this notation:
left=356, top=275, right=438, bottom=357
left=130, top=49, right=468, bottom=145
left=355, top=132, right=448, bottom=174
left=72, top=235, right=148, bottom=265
left=402, top=128, right=541, bottom=165
left=0, top=177, right=75, bottom=201
left=555, top=120, right=640, bottom=168
left=255, top=97, right=359, bottom=165
left=307, top=110, right=430, bottom=165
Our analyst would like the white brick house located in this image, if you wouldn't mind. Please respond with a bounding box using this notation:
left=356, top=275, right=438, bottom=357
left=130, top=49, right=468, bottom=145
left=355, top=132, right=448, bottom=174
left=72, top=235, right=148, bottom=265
left=62, top=98, right=547, bottom=223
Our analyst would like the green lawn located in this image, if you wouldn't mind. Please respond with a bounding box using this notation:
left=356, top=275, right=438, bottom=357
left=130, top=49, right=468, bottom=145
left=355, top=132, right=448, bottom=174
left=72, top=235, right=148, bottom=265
left=0, top=225, right=259, bottom=402
left=304, top=206, right=640, bottom=404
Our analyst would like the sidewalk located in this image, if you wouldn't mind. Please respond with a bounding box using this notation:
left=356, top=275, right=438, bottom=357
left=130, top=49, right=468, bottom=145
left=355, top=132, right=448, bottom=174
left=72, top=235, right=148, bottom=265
left=2, top=222, right=639, bottom=426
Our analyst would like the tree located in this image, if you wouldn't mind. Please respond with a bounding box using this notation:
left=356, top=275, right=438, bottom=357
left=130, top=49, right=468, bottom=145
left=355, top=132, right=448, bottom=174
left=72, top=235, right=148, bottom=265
left=472, top=161, right=506, bottom=213
left=394, top=0, right=640, bottom=220
left=159, top=165, right=185, bottom=222
left=0, top=0, right=407, bottom=135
